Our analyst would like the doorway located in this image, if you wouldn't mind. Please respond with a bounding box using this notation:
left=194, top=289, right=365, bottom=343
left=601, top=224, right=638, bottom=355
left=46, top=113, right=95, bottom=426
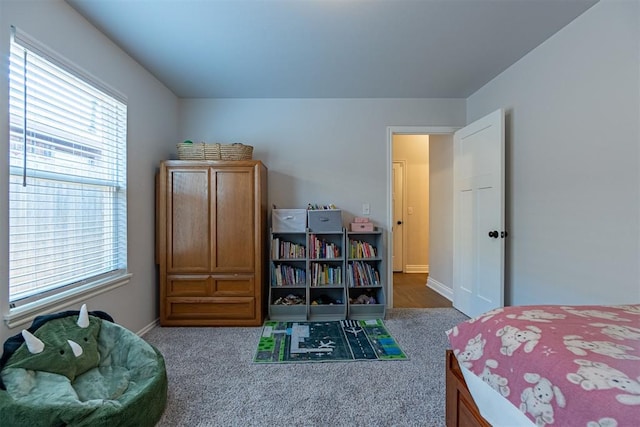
left=391, top=134, right=431, bottom=308
left=392, top=135, right=429, bottom=275
left=386, top=126, right=458, bottom=309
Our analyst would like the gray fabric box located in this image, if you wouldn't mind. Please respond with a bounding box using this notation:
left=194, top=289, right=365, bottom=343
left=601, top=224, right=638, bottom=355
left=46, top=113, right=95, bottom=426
left=272, top=209, right=307, bottom=232
left=308, top=209, right=342, bottom=232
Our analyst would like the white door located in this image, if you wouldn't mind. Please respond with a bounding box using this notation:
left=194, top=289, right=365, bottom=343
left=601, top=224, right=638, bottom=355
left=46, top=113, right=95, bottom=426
left=392, top=161, right=404, bottom=272
left=453, top=109, right=505, bottom=318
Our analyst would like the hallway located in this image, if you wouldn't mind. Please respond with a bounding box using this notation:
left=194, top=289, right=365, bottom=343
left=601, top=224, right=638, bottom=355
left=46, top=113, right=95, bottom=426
left=392, top=273, right=452, bottom=308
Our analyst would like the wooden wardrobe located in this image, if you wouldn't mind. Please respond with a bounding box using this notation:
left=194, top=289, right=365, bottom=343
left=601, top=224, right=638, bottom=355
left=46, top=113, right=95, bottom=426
left=156, top=160, right=268, bottom=326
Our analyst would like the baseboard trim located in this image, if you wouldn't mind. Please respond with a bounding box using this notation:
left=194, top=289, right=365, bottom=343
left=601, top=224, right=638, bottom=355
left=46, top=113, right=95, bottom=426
left=405, top=264, right=429, bottom=274
left=427, top=277, right=453, bottom=301
left=137, top=318, right=159, bottom=337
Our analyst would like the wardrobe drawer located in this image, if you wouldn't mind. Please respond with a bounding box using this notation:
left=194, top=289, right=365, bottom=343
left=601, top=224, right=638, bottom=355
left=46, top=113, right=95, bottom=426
left=164, top=297, right=256, bottom=322
left=166, top=274, right=255, bottom=297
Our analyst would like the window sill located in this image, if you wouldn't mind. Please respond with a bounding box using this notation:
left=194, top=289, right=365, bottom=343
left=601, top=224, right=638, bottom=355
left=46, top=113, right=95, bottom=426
left=4, top=273, right=132, bottom=329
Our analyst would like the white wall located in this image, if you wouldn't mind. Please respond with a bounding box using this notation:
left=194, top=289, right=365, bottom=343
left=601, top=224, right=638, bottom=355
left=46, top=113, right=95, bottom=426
left=428, top=134, right=454, bottom=298
left=0, top=0, right=179, bottom=344
left=467, top=0, right=640, bottom=305
left=178, top=98, right=465, bottom=230
left=178, top=99, right=464, bottom=308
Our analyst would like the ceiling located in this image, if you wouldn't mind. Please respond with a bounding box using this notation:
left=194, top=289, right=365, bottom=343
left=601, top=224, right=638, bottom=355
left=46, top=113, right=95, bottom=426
left=65, top=0, right=598, bottom=99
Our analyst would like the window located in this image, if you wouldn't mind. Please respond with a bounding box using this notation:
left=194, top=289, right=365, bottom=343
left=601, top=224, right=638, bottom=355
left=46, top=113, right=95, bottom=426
left=8, top=27, right=128, bottom=317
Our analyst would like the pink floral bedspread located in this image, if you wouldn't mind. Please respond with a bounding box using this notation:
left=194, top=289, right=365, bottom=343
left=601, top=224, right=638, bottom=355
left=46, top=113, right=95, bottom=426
left=446, top=304, right=640, bottom=427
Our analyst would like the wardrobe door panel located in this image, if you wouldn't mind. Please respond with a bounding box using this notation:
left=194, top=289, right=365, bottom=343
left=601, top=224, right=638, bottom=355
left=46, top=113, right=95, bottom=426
left=212, top=167, right=255, bottom=272
left=168, top=168, right=210, bottom=272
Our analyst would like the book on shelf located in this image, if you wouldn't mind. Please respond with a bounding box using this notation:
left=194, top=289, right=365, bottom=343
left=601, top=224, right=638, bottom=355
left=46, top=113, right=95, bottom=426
left=310, top=263, right=342, bottom=286
left=272, top=263, right=306, bottom=286
left=349, top=239, right=377, bottom=259
left=309, top=234, right=340, bottom=259
left=272, top=237, right=280, bottom=259
left=347, top=261, right=380, bottom=287
left=272, top=237, right=306, bottom=259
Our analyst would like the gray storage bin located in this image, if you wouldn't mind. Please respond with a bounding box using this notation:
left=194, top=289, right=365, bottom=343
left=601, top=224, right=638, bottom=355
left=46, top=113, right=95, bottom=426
left=269, top=304, right=307, bottom=321
left=309, top=304, right=346, bottom=321
left=308, top=209, right=342, bottom=232
left=348, top=304, right=386, bottom=320
left=272, top=209, right=307, bottom=232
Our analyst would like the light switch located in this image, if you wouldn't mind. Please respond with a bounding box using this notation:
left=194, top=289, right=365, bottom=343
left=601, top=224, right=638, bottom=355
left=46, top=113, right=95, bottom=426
left=362, top=203, right=370, bottom=215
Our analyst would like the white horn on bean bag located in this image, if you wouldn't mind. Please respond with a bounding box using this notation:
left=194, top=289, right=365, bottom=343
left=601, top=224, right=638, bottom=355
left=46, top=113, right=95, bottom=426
left=77, top=304, right=89, bottom=328
left=67, top=339, right=83, bottom=357
left=22, top=329, right=44, bottom=354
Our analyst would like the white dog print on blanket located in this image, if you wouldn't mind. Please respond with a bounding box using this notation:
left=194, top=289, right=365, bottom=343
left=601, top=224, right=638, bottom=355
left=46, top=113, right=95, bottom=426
left=496, top=325, right=542, bottom=356
left=453, top=333, right=486, bottom=369
left=520, top=373, right=566, bottom=426
left=590, top=323, right=640, bottom=341
left=563, top=335, right=640, bottom=360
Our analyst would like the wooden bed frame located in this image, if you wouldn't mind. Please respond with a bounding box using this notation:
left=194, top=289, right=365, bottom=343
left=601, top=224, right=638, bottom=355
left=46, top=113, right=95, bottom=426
left=445, top=350, right=491, bottom=427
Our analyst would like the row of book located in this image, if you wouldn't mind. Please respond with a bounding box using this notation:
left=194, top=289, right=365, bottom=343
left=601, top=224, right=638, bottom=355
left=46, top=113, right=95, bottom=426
left=347, top=261, right=380, bottom=287
left=271, top=237, right=306, bottom=259
left=310, top=263, right=342, bottom=286
left=348, top=239, right=377, bottom=259
left=309, top=234, right=341, bottom=259
left=271, top=264, right=306, bottom=287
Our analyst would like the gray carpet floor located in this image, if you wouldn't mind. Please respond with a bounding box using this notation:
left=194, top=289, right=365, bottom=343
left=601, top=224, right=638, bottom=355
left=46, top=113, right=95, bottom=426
left=143, top=308, right=469, bottom=427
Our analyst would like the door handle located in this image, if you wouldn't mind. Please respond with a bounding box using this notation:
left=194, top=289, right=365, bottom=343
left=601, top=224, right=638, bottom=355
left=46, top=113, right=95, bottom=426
left=488, top=230, right=508, bottom=238
left=397, top=221, right=402, bottom=225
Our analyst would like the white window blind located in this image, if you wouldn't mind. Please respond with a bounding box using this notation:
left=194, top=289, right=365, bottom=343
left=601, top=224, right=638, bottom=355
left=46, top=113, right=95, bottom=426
left=8, top=27, right=128, bottom=306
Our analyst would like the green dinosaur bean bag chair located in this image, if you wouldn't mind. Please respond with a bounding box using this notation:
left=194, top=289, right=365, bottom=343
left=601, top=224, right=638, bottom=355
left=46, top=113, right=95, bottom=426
left=0, top=305, right=167, bottom=427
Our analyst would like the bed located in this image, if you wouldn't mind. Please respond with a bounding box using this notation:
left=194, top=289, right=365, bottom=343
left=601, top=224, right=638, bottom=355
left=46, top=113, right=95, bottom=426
left=445, top=304, right=640, bottom=427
